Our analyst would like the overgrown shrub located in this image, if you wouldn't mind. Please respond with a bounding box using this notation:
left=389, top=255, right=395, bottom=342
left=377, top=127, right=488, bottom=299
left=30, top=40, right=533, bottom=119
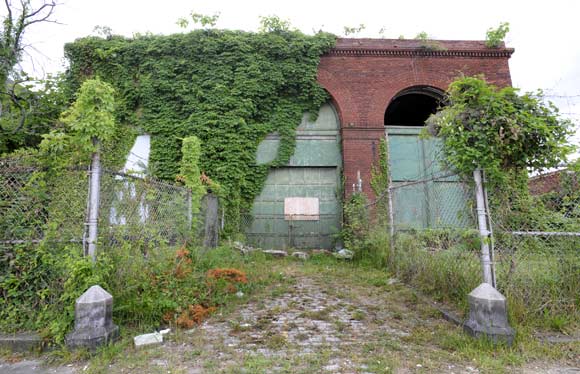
left=485, top=22, right=510, bottom=48
left=427, top=76, right=575, bottom=187
left=340, top=192, right=369, bottom=254
left=0, top=240, right=257, bottom=343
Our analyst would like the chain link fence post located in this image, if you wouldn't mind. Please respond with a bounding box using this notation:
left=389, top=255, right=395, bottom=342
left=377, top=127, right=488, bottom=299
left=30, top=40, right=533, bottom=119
left=474, top=168, right=495, bottom=287
left=84, top=138, right=102, bottom=263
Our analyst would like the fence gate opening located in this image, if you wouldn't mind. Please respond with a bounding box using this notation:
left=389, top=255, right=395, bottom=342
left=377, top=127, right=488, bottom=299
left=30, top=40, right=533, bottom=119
left=244, top=104, right=342, bottom=249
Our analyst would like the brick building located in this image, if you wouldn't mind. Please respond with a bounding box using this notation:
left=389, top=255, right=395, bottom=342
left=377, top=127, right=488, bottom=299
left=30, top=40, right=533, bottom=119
left=317, top=38, right=514, bottom=199
left=248, top=38, right=514, bottom=248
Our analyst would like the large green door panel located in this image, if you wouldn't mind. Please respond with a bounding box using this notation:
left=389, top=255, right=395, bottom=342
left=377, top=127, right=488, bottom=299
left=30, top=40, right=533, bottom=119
left=388, top=133, right=424, bottom=182
left=391, top=183, right=428, bottom=229
left=247, top=104, right=341, bottom=249
left=245, top=166, right=340, bottom=249
left=387, top=126, right=472, bottom=230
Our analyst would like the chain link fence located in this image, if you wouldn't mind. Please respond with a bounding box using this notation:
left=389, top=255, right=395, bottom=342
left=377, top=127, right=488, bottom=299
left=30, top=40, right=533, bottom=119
left=388, top=172, right=474, bottom=231
left=99, top=170, right=196, bottom=250
left=381, top=164, right=579, bottom=327
left=0, top=157, right=88, bottom=246
left=0, top=157, right=49, bottom=244
left=0, top=157, right=210, bottom=254
left=384, top=172, right=482, bottom=310
left=488, top=169, right=580, bottom=325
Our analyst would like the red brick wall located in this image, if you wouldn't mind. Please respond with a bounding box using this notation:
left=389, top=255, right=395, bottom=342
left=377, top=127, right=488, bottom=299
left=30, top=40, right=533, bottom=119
left=317, top=38, right=514, bottom=199
left=529, top=172, right=563, bottom=195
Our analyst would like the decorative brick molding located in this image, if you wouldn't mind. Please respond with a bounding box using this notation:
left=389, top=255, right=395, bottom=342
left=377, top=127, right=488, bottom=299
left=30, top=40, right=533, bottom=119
left=327, top=48, right=514, bottom=58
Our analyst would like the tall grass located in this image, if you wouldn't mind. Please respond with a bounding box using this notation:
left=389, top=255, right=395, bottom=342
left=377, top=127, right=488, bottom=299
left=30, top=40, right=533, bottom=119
left=381, top=229, right=579, bottom=331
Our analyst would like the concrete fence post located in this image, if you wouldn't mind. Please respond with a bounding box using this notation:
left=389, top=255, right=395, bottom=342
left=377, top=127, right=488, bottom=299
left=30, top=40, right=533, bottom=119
left=202, top=193, right=219, bottom=248
left=473, top=168, right=495, bottom=287
left=467, top=170, right=513, bottom=345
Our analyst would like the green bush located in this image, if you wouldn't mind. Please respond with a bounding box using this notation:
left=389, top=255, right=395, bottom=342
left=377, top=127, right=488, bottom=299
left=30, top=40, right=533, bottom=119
left=0, top=239, right=261, bottom=343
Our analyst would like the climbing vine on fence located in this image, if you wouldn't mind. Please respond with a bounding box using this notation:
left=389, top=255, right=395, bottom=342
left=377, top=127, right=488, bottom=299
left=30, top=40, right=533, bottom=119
left=64, top=29, right=336, bottom=231
left=370, top=138, right=390, bottom=222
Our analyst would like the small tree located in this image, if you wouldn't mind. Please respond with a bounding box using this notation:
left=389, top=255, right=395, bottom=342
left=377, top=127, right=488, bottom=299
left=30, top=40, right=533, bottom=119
left=40, top=78, right=116, bottom=165
left=485, top=22, right=510, bottom=48
left=0, top=0, right=58, bottom=135
left=258, top=15, right=293, bottom=33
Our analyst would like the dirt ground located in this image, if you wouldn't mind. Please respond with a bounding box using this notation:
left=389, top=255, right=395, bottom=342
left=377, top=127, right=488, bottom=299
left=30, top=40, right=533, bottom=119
left=2, top=259, right=579, bottom=373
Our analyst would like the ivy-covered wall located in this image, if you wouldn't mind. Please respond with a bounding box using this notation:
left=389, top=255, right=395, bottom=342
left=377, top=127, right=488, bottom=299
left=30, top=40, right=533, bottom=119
left=64, top=30, right=336, bottom=230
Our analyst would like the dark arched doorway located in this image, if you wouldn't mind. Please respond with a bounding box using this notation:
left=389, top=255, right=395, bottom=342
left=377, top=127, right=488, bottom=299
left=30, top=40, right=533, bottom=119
left=384, top=86, right=444, bottom=127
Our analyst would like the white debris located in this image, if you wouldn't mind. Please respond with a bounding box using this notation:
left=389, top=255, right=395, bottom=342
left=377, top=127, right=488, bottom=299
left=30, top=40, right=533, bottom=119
left=134, top=331, right=163, bottom=348
left=291, top=251, right=309, bottom=260
left=262, top=249, right=288, bottom=257
left=334, top=248, right=354, bottom=260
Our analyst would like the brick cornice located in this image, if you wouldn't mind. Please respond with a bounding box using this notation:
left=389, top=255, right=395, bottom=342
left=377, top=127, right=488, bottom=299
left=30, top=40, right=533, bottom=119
left=327, top=48, right=514, bottom=58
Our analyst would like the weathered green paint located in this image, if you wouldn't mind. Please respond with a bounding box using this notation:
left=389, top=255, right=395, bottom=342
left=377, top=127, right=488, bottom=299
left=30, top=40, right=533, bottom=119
left=247, top=104, right=341, bottom=249
left=256, top=135, right=280, bottom=165
left=387, top=126, right=471, bottom=230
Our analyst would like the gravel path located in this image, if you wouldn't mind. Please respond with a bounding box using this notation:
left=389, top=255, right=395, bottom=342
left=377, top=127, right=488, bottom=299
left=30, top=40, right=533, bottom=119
left=1, top=261, right=578, bottom=373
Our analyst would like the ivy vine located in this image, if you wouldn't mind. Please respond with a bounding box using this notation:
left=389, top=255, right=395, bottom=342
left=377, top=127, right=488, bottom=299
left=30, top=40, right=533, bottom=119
left=64, top=29, right=336, bottom=232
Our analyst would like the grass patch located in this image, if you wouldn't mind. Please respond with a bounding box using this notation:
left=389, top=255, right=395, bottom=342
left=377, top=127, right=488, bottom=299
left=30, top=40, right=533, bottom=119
left=300, top=307, right=333, bottom=321
left=388, top=231, right=580, bottom=331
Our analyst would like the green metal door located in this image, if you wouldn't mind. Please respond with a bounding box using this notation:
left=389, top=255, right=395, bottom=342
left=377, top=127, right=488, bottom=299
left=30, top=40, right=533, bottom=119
left=387, top=126, right=471, bottom=230
left=246, top=104, right=341, bottom=249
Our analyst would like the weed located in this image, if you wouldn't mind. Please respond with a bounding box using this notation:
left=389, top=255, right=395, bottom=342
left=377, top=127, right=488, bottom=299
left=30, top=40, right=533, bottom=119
left=296, top=332, right=310, bottom=341
left=300, top=307, right=333, bottom=321
left=264, top=333, right=288, bottom=350
left=334, top=320, right=348, bottom=333
left=352, top=310, right=366, bottom=321
left=547, top=314, right=571, bottom=333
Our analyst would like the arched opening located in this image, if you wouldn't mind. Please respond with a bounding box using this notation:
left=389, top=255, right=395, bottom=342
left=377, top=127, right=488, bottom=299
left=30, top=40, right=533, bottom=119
left=385, top=86, right=470, bottom=231
left=384, top=86, right=445, bottom=127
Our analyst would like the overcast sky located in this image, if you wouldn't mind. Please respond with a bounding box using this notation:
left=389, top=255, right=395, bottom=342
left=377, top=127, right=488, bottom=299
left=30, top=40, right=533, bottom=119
left=7, top=0, right=580, bottom=147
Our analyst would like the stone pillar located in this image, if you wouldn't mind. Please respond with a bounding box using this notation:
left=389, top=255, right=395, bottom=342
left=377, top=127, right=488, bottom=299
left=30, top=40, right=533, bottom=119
left=463, top=283, right=514, bottom=345
left=65, top=285, right=119, bottom=350
left=202, top=194, right=219, bottom=248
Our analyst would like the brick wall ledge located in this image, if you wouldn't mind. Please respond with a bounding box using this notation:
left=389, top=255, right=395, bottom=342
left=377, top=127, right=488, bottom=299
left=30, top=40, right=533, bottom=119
left=327, top=48, right=514, bottom=58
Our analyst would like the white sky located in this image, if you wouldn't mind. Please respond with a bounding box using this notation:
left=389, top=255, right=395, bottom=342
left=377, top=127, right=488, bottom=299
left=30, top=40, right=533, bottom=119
left=6, top=0, right=580, bottom=149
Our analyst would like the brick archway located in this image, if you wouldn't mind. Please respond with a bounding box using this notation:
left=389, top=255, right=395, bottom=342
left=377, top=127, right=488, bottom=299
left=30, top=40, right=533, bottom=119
left=385, top=85, right=446, bottom=127
left=317, top=38, right=513, bottom=199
